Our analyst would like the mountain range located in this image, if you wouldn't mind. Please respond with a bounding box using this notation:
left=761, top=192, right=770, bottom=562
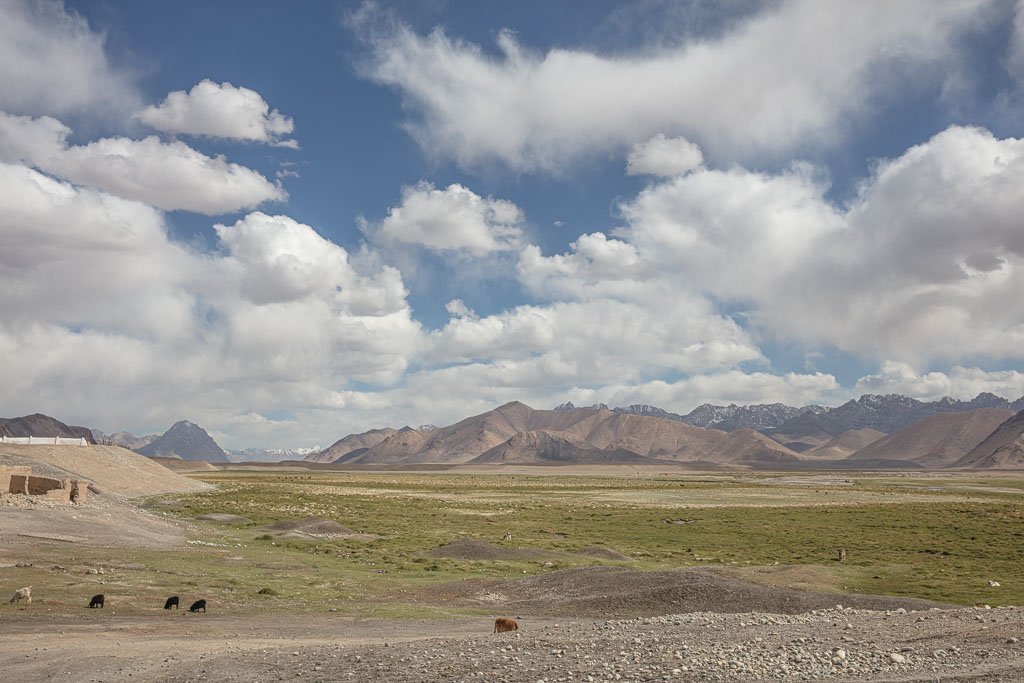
left=561, top=393, right=1024, bottom=446
left=10, top=389, right=1024, bottom=469
left=317, top=401, right=802, bottom=467
left=305, top=394, right=1024, bottom=470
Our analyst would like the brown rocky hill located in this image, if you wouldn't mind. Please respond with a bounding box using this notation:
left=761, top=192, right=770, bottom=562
left=697, top=429, right=803, bottom=466
left=136, top=420, right=228, bottom=462
left=305, top=428, right=398, bottom=463
left=0, top=413, right=96, bottom=443
left=469, top=431, right=649, bottom=465
left=804, top=428, right=885, bottom=460
left=953, top=410, right=1024, bottom=469
left=847, top=407, right=1014, bottom=467
left=342, top=402, right=801, bottom=466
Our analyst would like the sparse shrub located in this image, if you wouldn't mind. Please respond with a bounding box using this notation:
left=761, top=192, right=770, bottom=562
left=257, top=587, right=278, bottom=596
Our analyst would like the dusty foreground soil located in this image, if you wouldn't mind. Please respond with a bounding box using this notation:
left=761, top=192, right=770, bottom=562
left=1, top=605, right=1022, bottom=682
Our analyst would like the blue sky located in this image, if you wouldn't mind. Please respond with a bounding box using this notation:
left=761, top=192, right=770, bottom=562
left=2, top=0, right=1024, bottom=448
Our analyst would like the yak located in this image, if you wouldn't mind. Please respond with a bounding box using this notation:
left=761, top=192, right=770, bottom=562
left=189, top=599, right=207, bottom=613
left=164, top=596, right=180, bottom=610
left=88, top=594, right=105, bottom=608
left=493, top=617, right=519, bottom=633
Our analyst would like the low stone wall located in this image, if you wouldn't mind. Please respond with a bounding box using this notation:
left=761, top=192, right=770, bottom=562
left=1, top=466, right=88, bottom=503
left=0, top=465, right=31, bottom=493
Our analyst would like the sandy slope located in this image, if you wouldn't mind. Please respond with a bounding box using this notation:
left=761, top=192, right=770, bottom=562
left=0, top=444, right=211, bottom=497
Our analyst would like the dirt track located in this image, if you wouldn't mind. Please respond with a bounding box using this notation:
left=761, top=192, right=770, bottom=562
left=0, top=606, right=1022, bottom=681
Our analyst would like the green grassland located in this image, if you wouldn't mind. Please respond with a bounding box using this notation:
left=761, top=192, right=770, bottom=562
left=8, top=470, right=1024, bottom=617
left=146, top=471, right=1024, bottom=609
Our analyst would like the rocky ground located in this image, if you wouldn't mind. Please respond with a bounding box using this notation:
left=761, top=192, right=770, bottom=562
left=1, top=605, right=1021, bottom=681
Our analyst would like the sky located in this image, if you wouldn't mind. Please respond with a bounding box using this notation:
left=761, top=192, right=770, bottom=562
left=3, top=0, right=1024, bottom=449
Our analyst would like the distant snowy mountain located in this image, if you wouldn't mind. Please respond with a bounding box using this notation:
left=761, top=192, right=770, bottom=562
left=681, top=403, right=824, bottom=431
left=226, top=446, right=321, bottom=463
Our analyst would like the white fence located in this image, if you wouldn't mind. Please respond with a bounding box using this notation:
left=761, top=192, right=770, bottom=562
left=0, top=435, right=88, bottom=446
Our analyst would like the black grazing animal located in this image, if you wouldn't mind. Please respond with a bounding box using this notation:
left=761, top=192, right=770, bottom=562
left=188, top=599, right=207, bottom=613
left=164, top=595, right=180, bottom=610
left=88, top=594, right=105, bottom=608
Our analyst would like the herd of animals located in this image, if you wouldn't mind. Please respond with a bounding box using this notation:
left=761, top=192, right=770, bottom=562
left=9, top=586, right=518, bottom=632
left=9, top=586, right=206, bottom=613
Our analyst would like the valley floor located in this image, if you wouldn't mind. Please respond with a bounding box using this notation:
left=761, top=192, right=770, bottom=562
left=3, top=466, right=1024, bottom=681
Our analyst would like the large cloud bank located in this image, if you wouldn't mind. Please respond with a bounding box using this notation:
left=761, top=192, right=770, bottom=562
left=2, top=0, right=1023, bottom=448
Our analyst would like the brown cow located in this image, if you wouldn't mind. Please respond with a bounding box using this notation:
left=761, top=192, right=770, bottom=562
left=494, top=617, right=518, bottom=633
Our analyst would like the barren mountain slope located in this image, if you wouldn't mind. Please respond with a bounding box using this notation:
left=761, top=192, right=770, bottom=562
left=805, top=428, right=886, bottom=460
left=696, top=428, right=803, bottom=465
left=848, top=408, right=1014, bottom=467
left=305, top=428, right=398, bottom=463
left=525, top=405, right=619, bottom=436
left=953, top=410, right=1024, bottom=469
left=397, top=401, right=537, bottom=464
left=469, top=430, right=648, bottom=464
left=580, top=411, right=726, bottom=459
left=342, top=427, right=431, bottom=464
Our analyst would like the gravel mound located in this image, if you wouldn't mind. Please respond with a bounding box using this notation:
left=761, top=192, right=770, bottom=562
left=431, top=566, right=948, bottom=617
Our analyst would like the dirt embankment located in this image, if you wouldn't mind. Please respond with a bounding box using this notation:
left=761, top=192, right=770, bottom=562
left=1, top=444, right=211, bottom=497
left=1, top=444, right=210, bottom=550
left=421, top=565, right=947, bottom=618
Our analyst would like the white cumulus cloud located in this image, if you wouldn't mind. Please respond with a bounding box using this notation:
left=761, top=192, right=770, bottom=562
left=0, top=159, right=423, bottom=446
left=0, top=0, right=139, bottom=119
left=357, top=0, right=985, bottom=171
left=626, top=134, right=704, bottom=177
left=378, top=182, right=524, bottom=254
left=855, top=362, right=1024, bottom=401
left=0, top=112, right=285, bottom=214
left=138, top=79, right=297, bottom=146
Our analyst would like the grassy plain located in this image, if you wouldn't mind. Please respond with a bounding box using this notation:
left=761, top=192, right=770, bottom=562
left=7, top=470, right=1022, bottom=618
left=108, top=469, right=1024, bottom=613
